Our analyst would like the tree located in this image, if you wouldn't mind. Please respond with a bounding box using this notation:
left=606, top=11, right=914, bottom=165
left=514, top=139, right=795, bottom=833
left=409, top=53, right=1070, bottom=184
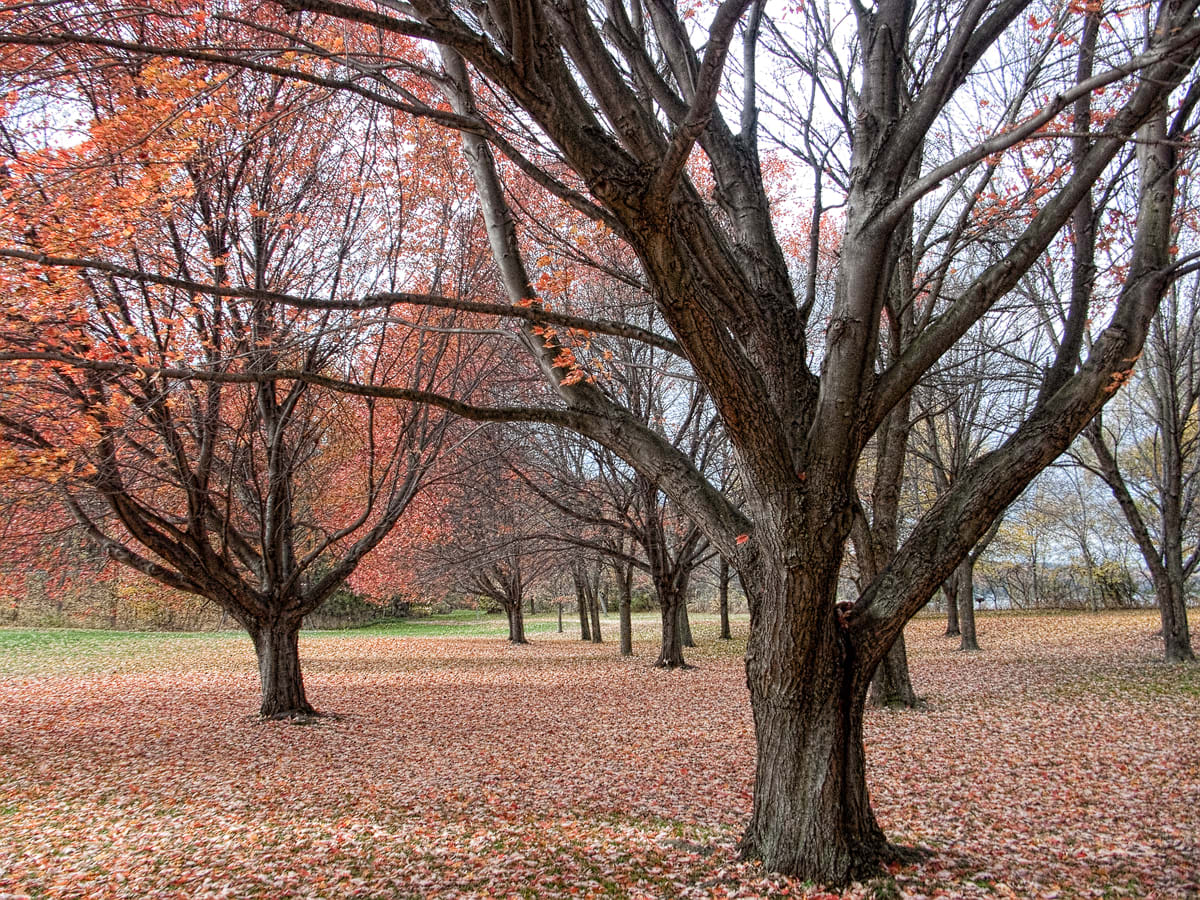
left=418, top=439, right=558, bottom=644
left=3, top=0, right=1199, bottom=883
left=1081, top=280, right=1200, bottom=661
left=0, top=47, right=475, bottom=717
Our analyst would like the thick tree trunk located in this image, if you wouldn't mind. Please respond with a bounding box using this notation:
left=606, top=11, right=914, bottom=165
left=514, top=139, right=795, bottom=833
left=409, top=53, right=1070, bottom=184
left=868, top=631, right=919, bottom=707
left=655, top=585, right=686, bottom=668
left=506, top=601, right=528, bottom=644
left=741, top=568, right=888, bottom=883
left=957, top=559, right=980, bottom=651
left=679, top=599, right=695, bottom=648
left=1158, top=578, right=1196, bottom=662
left=249, top=618, right=314, bottom=719
left=718, top=558, right=732, bottom=640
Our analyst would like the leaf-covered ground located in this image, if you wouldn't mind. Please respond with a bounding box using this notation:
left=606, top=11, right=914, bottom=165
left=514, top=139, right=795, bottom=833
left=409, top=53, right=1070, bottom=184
left=0, top=611, right=1196, bottom=899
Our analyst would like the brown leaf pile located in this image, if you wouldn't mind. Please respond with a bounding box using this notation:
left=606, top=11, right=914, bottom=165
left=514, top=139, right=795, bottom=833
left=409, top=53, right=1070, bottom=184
left=0, top=611, right=1196, bottom=898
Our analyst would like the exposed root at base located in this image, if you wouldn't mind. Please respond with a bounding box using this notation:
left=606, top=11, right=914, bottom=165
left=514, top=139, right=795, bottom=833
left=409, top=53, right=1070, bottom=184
left=737, top=832, right=931, bottom=889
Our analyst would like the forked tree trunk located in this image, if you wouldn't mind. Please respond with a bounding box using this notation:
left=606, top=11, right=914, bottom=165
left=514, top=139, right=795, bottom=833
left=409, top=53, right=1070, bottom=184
left=869, top=631, right=919, bottom=708
left=956, top=559, right=980, bottom=651
left=741, top=567, right=888, bottom=882
left=249, top=618, right=314, bottom=719
left=678, top=599, right=695, bottom=648
left=718, top=558, right=732, bottom=640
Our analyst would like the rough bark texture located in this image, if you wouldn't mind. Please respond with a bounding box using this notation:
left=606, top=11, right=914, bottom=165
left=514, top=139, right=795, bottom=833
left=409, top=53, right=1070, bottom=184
left=654, top=584, right=687, bottom=669
left=250, top=619, right=314, bottom=719
left=740, top=566, right=889, bottom=882
left=1157, top=580, right=1196, bottom=662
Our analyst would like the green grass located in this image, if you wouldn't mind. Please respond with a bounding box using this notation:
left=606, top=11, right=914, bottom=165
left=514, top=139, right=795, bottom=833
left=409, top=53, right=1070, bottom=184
left=0, top=627, right=239, bottom=676
left=0, top=609, right=750, bottom=675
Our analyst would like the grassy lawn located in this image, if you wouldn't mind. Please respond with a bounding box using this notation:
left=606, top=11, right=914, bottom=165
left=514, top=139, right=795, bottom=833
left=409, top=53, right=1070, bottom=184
left=0, top=610, right=1196, bottom=898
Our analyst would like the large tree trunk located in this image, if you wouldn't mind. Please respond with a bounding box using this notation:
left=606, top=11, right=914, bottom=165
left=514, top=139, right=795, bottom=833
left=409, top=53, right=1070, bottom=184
left=506, top=601, right=528, bottom=644
left=718, top=558, right=732, bottom=640
left=741, top=567, right=888, bottom=882
left=1158, top=577, right=1196, bottom=662
left=249, top=618, right=314, bottom=719
left=869, top=631, right=919, bottom=708
left=654, top=584, right=687, bottom=668
left=956, top=558, right=980, bottom=651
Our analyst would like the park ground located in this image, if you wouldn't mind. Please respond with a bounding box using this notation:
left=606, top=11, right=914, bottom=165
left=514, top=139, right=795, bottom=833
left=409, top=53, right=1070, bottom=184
left=0, top=610, right=1197, bottom=899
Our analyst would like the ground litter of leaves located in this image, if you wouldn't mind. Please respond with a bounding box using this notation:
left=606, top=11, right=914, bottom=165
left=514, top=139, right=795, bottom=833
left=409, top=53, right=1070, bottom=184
left=0, top=612, right=1197, bottom=900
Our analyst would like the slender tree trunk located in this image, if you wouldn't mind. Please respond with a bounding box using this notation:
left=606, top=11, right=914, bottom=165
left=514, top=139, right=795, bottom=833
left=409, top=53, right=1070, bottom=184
left=618, top=564, right=633, bottom=657
left=575, top=576, right=591, bottom=641
left=249, top=617, right=314, bottom=719
left=557, top=601, right=563, bottom=633
left=868, top=631, right=919, bottom=707
left=1087, top=422, right=1194, bottom=662
left=655, top=585, right=686, bottom=668
left=679, top=598, right=695, bottom=648
left=718, top=558, right=732, bottom=640
left=957, top=558, right=980, bottom=651
left=741, top=566, right=887, bottom=882
left=589, top=591, right=603, bottom=643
